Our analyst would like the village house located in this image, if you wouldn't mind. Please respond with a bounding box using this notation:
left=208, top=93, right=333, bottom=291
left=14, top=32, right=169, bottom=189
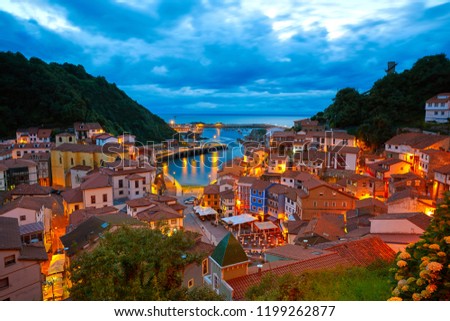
left=236, top=176, right=258, bottom=214
left=433, top=164, right=450, bottom=200
left=328, top=146, right=360, bottom=172
left=95, top=133, right=118, bottom=146
left=249, top=180, right=273, bottom=217
left=293, top=118, right=324, bottom=132
left=386, top=189, right=435, bottom=215
left=12, top=142, right=54, bottom=159
left=0, top=158, right=38, bottom=191
left=294, top=149, right=326, bottom=175
left=73, top=122, right=104, bottom=141
left=369, top=212, right=431, bottom=251
left=68, top=206, right=118, bottom=230
left=0, top=196, right=63, bottom=251
left=267, top=154, right=289, bottom=174
left=284, top=188, right=298, bottom=220
left=134, top=202, right=183, bottom=233
left=306, top=130, right=356, bottom=151
left=418, top=149, right=450, bottom=180
left=55, top=133, right=77, bottom=147
left=203, top=233, right=250, bottom=300
left=269, top=131, right=296, bottom=152
left=297, top=182, right=357, bottom=221
left=99, top=159, right=156, bottom=201
left=337, top=173, right=384, bottom=199
left=0, top=216, right=48, bottom=301
left=267, top=184, right=290, bottom=221
left=79, top=172, right=113, bottom=209
left=389, top=172, right=427, bottom=196
left=384, top=132, right=450, bottom=172
left=51, top=143, right=122, bottom=188
left=293, top=214, right=346, bottom=245
left=201, top=184, right=221, bottom=212
left=16, top=128, right=52, bottom=144
left=22, top=152, right=51, bottom=186
left=61, top=188, right=84, bottom=215
left=424, top=93, right=450, bottom=123
left=220, top=189, right=235, bottom=218
left=182, top=234, right=215, bottom=290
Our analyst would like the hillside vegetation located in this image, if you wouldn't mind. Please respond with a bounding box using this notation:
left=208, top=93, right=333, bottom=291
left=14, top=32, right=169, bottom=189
left=312, top=54, right=450, bottom=149
left=0, top=51, right=175, bottom=142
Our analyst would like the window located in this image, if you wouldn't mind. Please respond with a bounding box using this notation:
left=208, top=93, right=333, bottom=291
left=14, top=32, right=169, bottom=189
left=16, top=151, right=21, bottom=157
left=213, top=274, right=219, bottom=290
left=69, top=137, right=73, bottom=142
left=74, top=205, right=79, bottom=211
left=82, top=159, right=86, bottom=166
left=71, top=158, right=74, bottom=166
left=91, top=195, right=96, bottom=204
left=313, top=201, right=317, bottom=207
left=342, top=201, right=347, bottom=207
left=20, top=215, right=26, bottom=221
left=135, top=191, right=139, bottom=195
left=188, top=279, right=194, bottom=288
left=0, top=277, right=9, bottom=291
left=143, top=178, right=146, bottom=185
left=415, top=180, right=421, bottom=186
left=58, top=137, right=62, bottom=142
left=103, top=194, right=108, bottom=202
left=170, top=219, right=177, bottom=225
left=202, top=259, right=208, bottom=275
left=4, top=255, right=16, bottom=267
left=119, top=190, right=123, bottom=195
left=135, top=181, right=139, bottom=188
left=332, top=202, right=336, bottom=207
left=324, top=201, right=329, bottom=207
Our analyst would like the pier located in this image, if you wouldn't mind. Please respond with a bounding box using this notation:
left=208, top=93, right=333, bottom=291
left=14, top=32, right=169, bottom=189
left=155, top=142, right=228, bottom=162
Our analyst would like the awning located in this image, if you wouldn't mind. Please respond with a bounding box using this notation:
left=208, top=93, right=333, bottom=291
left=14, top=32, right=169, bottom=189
left=48, top=254, right=66, bottom=275
left=254, top=221, right=278, bottom=231
left=194, top=206, right=218, bottom=216
left=222, top=214, right=257, bottom=226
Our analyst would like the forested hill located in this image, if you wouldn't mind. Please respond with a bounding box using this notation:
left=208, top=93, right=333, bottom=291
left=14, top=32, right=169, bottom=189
left=0, top=51, right=175, bottom=142
left=312, top=54, right=450, bottom=149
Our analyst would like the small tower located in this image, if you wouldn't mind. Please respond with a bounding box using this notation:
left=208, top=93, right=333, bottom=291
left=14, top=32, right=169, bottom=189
left=385, top=61, right=397, bottom=75
left=205, top=232, right=249, bottom=300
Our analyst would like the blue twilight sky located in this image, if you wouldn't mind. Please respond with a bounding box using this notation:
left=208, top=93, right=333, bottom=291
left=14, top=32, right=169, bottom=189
left=1, top=0, right=450, bottom=117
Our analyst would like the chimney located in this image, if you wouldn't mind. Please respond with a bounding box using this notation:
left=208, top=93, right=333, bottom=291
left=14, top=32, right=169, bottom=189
left=302, top=239, right=308, bottom=249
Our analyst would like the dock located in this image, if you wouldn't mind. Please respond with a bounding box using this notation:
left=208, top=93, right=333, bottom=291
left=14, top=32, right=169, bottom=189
left=155, top=142, right=228, bottom=162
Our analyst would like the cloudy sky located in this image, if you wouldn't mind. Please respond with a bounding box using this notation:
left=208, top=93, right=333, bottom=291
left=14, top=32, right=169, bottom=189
left=1, top=0, right=450, bottom=117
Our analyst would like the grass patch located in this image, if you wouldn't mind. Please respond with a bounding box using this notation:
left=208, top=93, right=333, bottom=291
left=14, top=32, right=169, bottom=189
left=246, top=261, right=393, bottom=301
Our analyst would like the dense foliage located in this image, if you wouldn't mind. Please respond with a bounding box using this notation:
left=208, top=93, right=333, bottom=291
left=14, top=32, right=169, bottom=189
left=312, top=54, right=450, bottom=149
left=245, top=261, right=392, bottom=300
left=69, top=227, right=222, bottom=300
left=0, top=51, right=175, bottom=142
left=389, top=194, right=450, bottom=301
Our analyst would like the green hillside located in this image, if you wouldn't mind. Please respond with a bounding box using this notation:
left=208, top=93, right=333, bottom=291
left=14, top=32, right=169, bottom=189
left=312, top=54, right=450, bottom=149
left=0, top=51, right=175, bottom=142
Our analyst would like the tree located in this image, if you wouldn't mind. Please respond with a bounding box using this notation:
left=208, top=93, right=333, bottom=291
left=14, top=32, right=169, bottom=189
left=389, top=193, right=450, bottom=301
left=69, top=227, right=214, bottom=300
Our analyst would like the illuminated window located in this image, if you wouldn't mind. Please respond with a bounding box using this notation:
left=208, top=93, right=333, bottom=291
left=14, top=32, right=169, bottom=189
left=91, top=195, right=96, bottom=204
left=202, top=259, right=208, bottom=275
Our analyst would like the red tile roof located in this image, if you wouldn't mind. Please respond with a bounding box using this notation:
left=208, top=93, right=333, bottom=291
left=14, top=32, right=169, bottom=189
left=325, top=236, right=396, bottom=266
left=203, top=184, right=220, bottom=195
left=226, top=236, right=395, bottom=300
left=385, top=133, right=449, bottom=149
left=69, top=206, right=118, bottom=227
left=435, top=163, right=450, bottom=175
left=61, top=188, right=83, bottom=204
left=425, top=93, right=450, bottom=104
left=227, top=252, right=350, bottom=300
left=11, top=183, right=51, bottom=196
left=80, top=172, right=111, bottom=190
left=370, top=212, right=431, bottom=231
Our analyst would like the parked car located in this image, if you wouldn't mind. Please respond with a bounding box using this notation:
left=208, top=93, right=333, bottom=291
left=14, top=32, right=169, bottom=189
left=184, top=196, right=197, bottom=204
